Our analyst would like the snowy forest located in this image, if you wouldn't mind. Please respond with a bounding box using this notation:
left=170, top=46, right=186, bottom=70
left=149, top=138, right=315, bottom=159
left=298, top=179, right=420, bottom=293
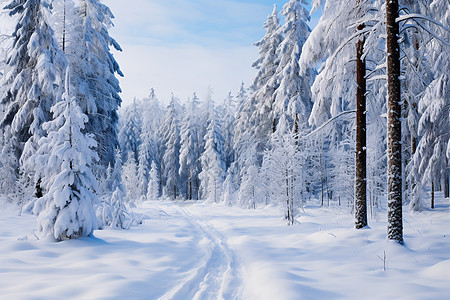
left=0, top=0, right=449, bottom=299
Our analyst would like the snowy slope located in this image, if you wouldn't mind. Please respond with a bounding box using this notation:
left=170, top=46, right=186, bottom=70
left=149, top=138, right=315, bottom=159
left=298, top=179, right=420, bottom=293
left=1, top=197, right=449, bottom=300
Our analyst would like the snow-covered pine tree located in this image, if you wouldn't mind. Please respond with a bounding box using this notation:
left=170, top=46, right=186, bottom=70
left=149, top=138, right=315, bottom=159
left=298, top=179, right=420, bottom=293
left=273, top=0, right=314, bottom=127
left=222, top=91, right=237, bottom=171
left=137, top=89, right=161, bottom=197
left=410, top=75, right=449, bottom=207
left=262, top=115, right=302, bottom=224
left=234, top=5, right=281, bottom=175
left=0, top=129, right=18, bottom=198
left=198, top=100, right=226, bottom=202
left=238, top=143, right=260, bottom=209
left=122, top=154, right=139, bottom=207
left=160, top=94, right=182, bottom=199
left=110, top=147, right=126, bottom=196
left=147, top=160, right=160, bottom=200
left=1, top=0, right=66, bottom=190
left=119, top=99, right=142, bottom=164
left=31, top=69, right=98, bottom=241
left=249, top=4, right=282, bottom=160
left=179, top=93, right=201, bottom=200
left=77, top=0, right=123, bottom=168
left=50, top=0, right=76, bottom=53
left=408, top=0, right=450, bottom=205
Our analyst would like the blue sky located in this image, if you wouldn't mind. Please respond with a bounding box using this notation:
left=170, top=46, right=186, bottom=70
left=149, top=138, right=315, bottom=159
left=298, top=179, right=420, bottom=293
left=105, top=0, right=319, bottom=105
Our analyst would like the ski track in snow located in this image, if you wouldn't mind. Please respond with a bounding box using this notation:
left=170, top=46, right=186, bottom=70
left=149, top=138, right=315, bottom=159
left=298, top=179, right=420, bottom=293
left=159, top=205, right=241, bottom=300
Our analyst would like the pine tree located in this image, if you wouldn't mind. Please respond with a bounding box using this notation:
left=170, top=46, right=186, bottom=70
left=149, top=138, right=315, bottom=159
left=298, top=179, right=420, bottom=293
left=122, top=154, right=139, bottom=207
left=261, top=116, right=302, bottom=224
left=77, top=0, right=123, bottom=168
left=31, top=70, right=98, bottom=241
left=0, top=129, right=18, bottom=197
left=1, top=0, right=66, bottom=185
left=273, top=0, right=313, bottom=126
left=160, top=95, right=182, bottom=199
left=234, top=6, right=281, bottom=173
left=119, top=99, right=142, bottom=164
left=110, top=147, right=126, bottom=196
left=386, top=0, right=403, bottom=243
left=179, top=94, right=201, bottom=200
left=199, top=101, right=226, bottom=202
left=147, top=161, right=160, bottom=200
left=137, top=89, right=161, bottom=197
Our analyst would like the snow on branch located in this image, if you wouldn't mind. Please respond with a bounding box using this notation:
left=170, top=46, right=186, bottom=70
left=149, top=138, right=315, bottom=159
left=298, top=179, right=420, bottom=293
left=304, top=110, right=356, bottom=140
left=396, top=14, right=450, bottom=33
left=397, top=14, right=450, bottom=47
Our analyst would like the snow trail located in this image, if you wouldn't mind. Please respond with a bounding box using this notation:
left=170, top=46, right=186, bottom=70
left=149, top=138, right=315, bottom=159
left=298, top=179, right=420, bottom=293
left=159, top=205, right=242, bottom=300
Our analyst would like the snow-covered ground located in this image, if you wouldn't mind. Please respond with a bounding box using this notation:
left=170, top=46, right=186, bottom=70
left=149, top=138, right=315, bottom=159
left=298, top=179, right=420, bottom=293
left=1, top=197, right=449, bottom=300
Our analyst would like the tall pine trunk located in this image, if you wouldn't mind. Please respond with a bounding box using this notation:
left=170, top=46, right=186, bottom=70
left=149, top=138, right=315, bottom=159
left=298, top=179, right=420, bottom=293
left=355, top=4, right=368, bottom=228
left=386, top=0, right=403, bottom=243
left=431, top=181, right=435, bottom=209
left=444, top=164, right=449, bottom=199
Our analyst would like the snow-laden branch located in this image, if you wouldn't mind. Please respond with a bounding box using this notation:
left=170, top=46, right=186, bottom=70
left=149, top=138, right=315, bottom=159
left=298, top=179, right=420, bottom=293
left=396, top=14, right=450, bottom=33
left=327, top=27, right=374, bottom=69
left=367, top=75, right=387, bottom=82
left=303, top=110, right=356, bottom=140
left=397, top=14, right=450, bottom=47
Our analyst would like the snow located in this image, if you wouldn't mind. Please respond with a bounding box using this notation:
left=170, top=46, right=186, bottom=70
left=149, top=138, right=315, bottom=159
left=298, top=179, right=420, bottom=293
left=1, top=196, right=450, bottom=299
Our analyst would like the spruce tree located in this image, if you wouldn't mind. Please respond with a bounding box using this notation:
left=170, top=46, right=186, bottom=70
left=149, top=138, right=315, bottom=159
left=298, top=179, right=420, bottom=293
left=31, top=70, right=98, bottom=241
left=1, top=0, right=66, bottom=184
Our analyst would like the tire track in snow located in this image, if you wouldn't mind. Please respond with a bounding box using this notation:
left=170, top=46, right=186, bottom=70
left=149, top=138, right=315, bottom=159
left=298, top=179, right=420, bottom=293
left=158, top=205, right=241, bottom=300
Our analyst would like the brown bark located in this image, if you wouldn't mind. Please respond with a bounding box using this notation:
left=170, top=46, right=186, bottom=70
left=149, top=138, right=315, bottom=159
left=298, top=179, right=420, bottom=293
left=431, top=181, right=435, bottom=209
left=445, top=164, right=449, bottom=199
left=355, top=17, right=368, bottom=229
left=386, top=0, right=403, bottom=243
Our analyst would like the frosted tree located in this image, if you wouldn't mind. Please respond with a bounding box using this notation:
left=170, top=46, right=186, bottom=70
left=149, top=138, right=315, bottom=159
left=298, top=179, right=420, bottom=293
left=119, top=99, right=142, bottom=164
left=31, top=70, right=98, bottom=241
left=222, top=91, right=237, bottom=171
left=0, top=129, right=18, bottom=198
left=122, top=154, right=139, bottom=207
left=138, top=89, right=161, bottom=197
left=147, top=161, right=160, bottom=200
left=411, top=0, right=449, bottom=203
left=76, top=0, right=123, bottom=168
left=179, top=93, right=201, bottom=200
left=250, top=4, right=282, bottom=156
left=234, top=5, right=281, bottom=174
left=273, top=0, right=314, bottom=126
left=110, top=147, right=126, bottom=196
left=409, top=75, right=449, bottom=208
left=1, top=0, right=66, bottom=189
left=262, top=116, right=303, bottom=224
left=160, top=95, right=182, bottom=199
left=50, top=0, right=77, bottom=53
left=198, top=101, right=226, bottom=202
left=238, top=144, right=260, bottom=209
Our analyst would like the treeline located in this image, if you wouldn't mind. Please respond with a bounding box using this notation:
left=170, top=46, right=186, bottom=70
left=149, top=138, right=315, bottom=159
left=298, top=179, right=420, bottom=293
left=0, top=0, right=448, bottom=242
left=118, top=0, right=449, bottom=242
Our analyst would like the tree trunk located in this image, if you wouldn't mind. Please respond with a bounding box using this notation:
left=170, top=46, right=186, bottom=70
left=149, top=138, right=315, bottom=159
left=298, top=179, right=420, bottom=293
left=431, top=181, right=435, bottom=209
left=62, top=0, right=67, bottom=53
left=188, top=169, right=192, bottom=200
left=445, top=164, right=449, bottom=199
left=386, top=0, right=403, bottom=243
left=355, top=17, right=367, bottom=228
left=320, top=152, right=324, bottom=207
